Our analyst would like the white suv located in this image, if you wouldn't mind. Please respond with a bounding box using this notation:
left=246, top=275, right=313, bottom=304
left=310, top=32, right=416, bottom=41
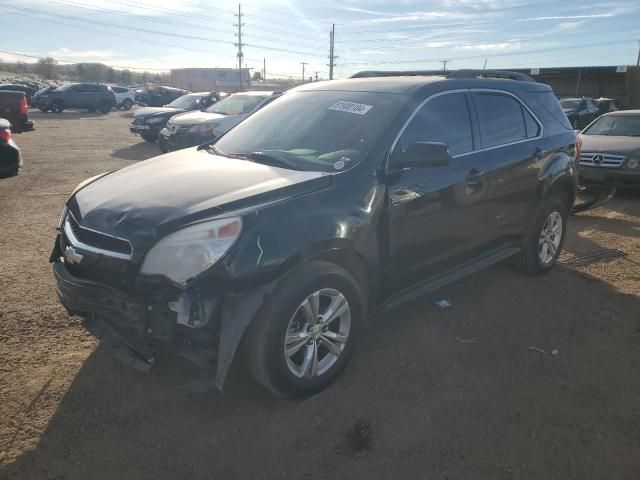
left=110, top=86, right=135, bottom=110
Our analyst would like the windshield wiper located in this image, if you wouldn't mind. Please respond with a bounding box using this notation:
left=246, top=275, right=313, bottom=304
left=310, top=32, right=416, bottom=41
left=240, top=152, right=302, bottom=170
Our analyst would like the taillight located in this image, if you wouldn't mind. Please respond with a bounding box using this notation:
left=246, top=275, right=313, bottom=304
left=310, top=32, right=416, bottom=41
left=0, top=128, right=11, bottom=143
left=19, top=96, right=28, bottom=115
left=575, top=134, right=582, bottom=160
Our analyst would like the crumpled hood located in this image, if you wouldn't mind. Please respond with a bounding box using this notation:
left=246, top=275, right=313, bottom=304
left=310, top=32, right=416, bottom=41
left=134, top=106, right=181, bottom=119
left=170, top=111, right=229, bottom=125
left=579, top=134, right=640, bottom=156
left=71, top=148, right=327, bottom=246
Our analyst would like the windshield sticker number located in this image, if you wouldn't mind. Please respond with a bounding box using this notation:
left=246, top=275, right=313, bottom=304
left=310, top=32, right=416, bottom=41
left=329, top=101, right=373, bottom=115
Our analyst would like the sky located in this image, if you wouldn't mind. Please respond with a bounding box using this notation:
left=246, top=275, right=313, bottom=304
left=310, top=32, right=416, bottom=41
left=1, top=0, right=639, bottom=79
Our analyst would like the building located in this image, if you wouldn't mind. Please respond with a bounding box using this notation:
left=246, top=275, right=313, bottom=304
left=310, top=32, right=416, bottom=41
left=512, top=66, right=640, bottom=108
left=170, top=68, right=251, bottom=92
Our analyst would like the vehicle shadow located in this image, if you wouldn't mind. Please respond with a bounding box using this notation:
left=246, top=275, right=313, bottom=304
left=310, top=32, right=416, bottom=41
left=28, top=110, right=108, bottom=120
left=111, top=142, right=162, bottom=161
left=3, top=264, right=640, bottom=480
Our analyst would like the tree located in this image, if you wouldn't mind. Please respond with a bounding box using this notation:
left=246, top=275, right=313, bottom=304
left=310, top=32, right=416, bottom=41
left=120, top=69, right=132, bottom=85
left=35, top=57, right=57, bottom=79
left=106, top=67, right=117, bottom=83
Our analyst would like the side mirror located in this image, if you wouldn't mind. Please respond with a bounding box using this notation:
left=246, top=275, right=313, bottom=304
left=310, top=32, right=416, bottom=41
left=392, top=141, right=452, bottom=169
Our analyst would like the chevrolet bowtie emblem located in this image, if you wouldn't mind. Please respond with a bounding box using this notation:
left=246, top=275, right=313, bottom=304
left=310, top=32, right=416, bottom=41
left=64, top=246, right=84, bottom=264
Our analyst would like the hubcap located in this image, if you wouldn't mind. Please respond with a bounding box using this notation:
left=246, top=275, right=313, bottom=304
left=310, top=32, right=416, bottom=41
left=283, top=288, right=351, bottom=379
left=538, top=211, right=563, bottom=264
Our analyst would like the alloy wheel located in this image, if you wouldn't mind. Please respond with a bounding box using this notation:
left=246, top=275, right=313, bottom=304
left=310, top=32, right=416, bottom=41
left=283, top=288, right=351, bottom=379
left=538, top=210, right=563, bottom=264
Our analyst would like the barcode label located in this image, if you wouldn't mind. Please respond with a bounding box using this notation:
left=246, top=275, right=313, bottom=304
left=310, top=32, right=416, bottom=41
left=329, top=101, right=373, bottom=115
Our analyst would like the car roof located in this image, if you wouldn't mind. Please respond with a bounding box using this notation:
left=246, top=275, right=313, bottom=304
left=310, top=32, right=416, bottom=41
left=293, top=75, right=550, bottom=97
left=230, top=90, right=277, bottom=96
left=602, top=109, right=640, bottom=116
left=190, top=92, right=215, bottom=96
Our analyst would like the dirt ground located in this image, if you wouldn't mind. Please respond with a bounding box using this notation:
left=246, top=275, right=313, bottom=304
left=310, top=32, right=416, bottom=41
left=1, top=109, right=639, bottom=480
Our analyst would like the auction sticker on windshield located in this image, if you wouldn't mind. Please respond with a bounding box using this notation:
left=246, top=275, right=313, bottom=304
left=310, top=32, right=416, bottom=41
left=329, top=101, right=373, bottom=115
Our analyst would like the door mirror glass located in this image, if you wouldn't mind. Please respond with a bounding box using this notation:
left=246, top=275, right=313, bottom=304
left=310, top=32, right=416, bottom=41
left=392, top=141, right=452, bottom=169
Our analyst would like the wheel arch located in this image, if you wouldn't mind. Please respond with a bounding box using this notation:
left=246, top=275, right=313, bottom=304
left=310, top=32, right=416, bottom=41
left=537, top=151, right=577, bottom=207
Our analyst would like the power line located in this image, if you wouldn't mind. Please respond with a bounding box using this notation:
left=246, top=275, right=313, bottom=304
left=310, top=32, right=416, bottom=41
left=0, top=49, right=170, bottom=71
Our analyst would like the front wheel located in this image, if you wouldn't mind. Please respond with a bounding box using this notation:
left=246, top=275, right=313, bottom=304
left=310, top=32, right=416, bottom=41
left=122, top=99, right=133, bottom=110
left=513, top=195, right=569, bottom=275
left=50, top=101, right=64, bottom=113
left=243, top=261, right=364, bottom=398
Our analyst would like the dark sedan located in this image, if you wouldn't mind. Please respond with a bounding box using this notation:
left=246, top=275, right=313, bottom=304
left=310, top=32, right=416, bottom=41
left=578, top=110, right=640, bottom=189
left=560, top=97, right=600, bottom=129
left=129, top=92, right=219, bottom=143
left=0, top=119, right=22, bottom=177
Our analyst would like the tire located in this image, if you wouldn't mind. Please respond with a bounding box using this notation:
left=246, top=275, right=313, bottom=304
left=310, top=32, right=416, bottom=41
left=38, top=107, right=49, bottom=113
left=50, top=101, right=64, bottom=113
left=122, top=98, right=133, bottom=110
left=98, top=101, right=112, bottom=114
left=513, top=194, right=569, bottom=275
left=140, top=133, right=157, bottom=143
left=243, top=261, right=365, bottom=399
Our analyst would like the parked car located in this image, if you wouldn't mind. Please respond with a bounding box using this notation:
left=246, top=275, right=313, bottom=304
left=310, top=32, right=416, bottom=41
left=110, top=85, right=135, bottom=110
left=0, top=84, right=37, bottom=104
left=0, top=91, right=34, bottom=133
left=594, top=97, right=619, bottom=115
left=129, top=92, right=220, bottom=143
left=0, top=118, right=22, bottom=177
left=31, top=86, right=55, bottom=111
left=51, top=70, right=578, bottom=398
left=577, top=110, right=640, bottom=189
left=135, top=86, right=189, bottom=107
left=158, top=91, right=280, bottom=152
left=559, top=97, right=599, bottom=129
left=40, top=83, right=116, bottom=113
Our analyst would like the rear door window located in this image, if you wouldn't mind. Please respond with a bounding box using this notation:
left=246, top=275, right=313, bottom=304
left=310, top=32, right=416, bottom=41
left=473, top=93, right=527, bottom=148
left=398, top=92, right=474, bottom=156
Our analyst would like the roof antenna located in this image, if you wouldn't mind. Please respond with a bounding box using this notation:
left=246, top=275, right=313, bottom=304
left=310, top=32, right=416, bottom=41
left=482, top=58, right=488, bottom=71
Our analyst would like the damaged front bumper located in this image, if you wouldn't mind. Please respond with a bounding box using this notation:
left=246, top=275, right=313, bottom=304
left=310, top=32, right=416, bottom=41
left=52, top=257, right=271, bottom=389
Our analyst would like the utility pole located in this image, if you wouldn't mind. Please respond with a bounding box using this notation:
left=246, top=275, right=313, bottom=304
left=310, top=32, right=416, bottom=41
left=234, top=4, right=244, bottom=91
left=263, top=57, right=266, bottom=81
left=314, top=71, right=319, bottom=81
left=301, top=62, right=307, bottom=83
left=439, top=60, right=450, bottom=72
left=328, top=24, right=337, bottom=80
left=636, top=40, right=640, bottom=67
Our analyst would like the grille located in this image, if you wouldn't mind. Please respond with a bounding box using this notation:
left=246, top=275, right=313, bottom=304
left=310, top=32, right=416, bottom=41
left=579, top=152, right=625, bottom=169
left=66, top=213, right=133, bottom=257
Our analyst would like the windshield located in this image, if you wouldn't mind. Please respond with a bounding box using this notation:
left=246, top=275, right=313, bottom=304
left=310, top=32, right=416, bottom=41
left=213, top=90, right=404, bottom=172
left=560, top=99, right=581, bottom=109
left=206, top=94, right=267, bottom=115
left=583, top=115, right=640, bottom=136
left=167, top=94, right=204, bottom=110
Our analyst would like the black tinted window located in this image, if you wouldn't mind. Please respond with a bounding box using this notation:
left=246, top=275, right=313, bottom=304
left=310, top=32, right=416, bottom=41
left=523, top=108, right=540, bottom=138
left=399, top=93, right=473, bottom=156
left=85, top=85, right=103, bottom=93
left=474, top=93, right=526, bottom=148
left=528, top=91, right=572, bottom=131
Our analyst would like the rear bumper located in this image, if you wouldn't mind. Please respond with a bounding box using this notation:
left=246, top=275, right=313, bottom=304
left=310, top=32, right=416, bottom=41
left=579, top=166, right=640, bottom=188
left=0, top=141, right=21, bottom=173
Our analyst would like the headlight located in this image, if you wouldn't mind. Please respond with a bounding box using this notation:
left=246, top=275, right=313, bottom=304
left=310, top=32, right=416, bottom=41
left=146, top=116, right=167, bottom=124
left=141, top=217, right=242, bottom=286
left=626, top=158, right=639, bottom=169
left=188, top=123, right=218, bottom=135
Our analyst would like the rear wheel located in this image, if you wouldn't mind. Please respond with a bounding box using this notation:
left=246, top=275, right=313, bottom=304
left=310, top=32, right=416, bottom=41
left=513, top=194, right=569, bottom=275
left=122, top=98, right=133, bottom=110
left=243, top=261, right=364, bottom=398
left=50, top=100, right=64, bottom=113
left=38, top=107, right=49, bottom=113
left=98, top=101, right=112, bottom=114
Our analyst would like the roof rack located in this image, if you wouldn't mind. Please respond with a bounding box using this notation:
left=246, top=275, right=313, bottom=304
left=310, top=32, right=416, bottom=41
left=350, top=70, right=445, bottom=79
left=447, top=69, right=536, bottom=82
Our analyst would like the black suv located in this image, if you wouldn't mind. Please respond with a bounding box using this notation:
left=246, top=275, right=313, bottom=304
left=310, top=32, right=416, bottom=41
left=40, top=83, right=116, bottom=113
left=51, top=70, right=577, bottom=398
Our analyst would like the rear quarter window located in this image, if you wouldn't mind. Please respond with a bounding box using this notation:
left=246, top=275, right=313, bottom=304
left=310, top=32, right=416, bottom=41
left=525, top=90, right=573, bottom=134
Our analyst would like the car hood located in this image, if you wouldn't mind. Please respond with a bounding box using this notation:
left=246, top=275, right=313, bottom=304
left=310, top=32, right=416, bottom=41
left=71, top=148, right=328, bottom=247
left=134, top=106, right=182, bottom=118
left=579, top=135, right=640, bottom=156
left=170, top=111, right=229, bottom=125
